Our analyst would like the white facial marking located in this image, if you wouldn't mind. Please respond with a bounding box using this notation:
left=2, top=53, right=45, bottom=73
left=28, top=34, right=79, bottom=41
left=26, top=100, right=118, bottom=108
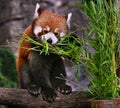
left=60, top=32, right=66, bottom=37
left=34, top=26, right=42, bottom=35
left=67, top=12, right=72, bottom=29
left=41, top=32, right=58, bottom=44
left=34, top=3, right=40, bottom=18
left=54, top=28, right=59, bottom=32
left=60, top=32, right=66, bottom=41
left=46, top=26, right=50, bottom=31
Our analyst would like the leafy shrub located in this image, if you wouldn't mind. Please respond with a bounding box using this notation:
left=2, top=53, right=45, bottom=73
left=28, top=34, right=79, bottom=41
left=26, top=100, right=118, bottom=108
left=0, top=48, right=18, bottom=88
left=76, top=0, right=120, bottom=99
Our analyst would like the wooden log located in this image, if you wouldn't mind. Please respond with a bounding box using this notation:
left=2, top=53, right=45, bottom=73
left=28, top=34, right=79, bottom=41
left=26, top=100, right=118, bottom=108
left=0, top=87, right=91, bottom=108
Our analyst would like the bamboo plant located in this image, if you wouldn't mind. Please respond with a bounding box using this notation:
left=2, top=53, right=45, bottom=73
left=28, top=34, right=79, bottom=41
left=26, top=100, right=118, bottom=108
left=22, top=33, right=82, bottom=64
left=76, top=0, right=120, bottom=99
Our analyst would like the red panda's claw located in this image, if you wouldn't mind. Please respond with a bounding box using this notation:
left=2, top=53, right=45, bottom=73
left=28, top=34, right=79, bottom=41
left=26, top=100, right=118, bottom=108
left=27, top=85, right=41, bottom=96
left=42, top=87, right=57, bottom=103
left=57, top=84, right=72, bottom=95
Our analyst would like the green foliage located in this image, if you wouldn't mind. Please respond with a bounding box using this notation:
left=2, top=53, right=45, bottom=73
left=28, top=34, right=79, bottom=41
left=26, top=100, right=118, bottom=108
left=0, top=48, right=18, bottom=88
left=76, top=0, right=120, bottom=99
left=22, top=33, right=82, bottom=64
left=0, top=105, right=6, bottom=108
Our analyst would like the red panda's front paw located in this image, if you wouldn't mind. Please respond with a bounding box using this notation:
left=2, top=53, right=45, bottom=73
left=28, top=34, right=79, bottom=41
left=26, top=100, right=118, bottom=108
left=57, top=84, right=72, bottom=95
left=27, top=84, right=41, bottom=96
left=42, top=87, right=57, bottom=103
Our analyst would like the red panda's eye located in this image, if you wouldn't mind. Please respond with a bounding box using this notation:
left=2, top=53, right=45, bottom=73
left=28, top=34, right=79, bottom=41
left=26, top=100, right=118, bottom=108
left=43, top=29, right=49, bottom=34
left=54, top=32, right=59, bottom=36
left=38, top=32, right=42, bottom=36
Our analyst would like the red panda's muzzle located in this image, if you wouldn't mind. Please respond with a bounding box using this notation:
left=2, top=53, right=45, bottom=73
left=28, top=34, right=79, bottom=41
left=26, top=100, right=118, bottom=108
left=41, top=32, right=59, bottom=45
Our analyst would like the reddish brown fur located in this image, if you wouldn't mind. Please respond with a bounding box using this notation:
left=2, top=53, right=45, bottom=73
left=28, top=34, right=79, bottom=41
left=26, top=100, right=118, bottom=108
left=35, top=10, right=68, bottom=34
left=17, top=26, right=32, bottom=73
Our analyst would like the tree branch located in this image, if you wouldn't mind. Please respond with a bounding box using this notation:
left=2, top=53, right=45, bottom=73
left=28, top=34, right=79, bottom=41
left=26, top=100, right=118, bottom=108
left=0, top=87, right=91, bottom=108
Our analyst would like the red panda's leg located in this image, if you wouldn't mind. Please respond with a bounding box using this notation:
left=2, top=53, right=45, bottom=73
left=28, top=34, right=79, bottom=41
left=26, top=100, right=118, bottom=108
left=18, top=51, right=42, bottom=96
left=17, top=56, right=27, bottom=88
left=28, top=51, right=57, bottom=102
left=17, top=47, right=41, bottom=96
left=19, top=59, right=41, bottom=96
left=50, top=57, right=72, bottom=94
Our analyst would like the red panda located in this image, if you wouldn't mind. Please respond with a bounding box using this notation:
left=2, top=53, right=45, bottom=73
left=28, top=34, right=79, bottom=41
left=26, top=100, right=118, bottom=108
left=17, top=3, right=72, bottom=102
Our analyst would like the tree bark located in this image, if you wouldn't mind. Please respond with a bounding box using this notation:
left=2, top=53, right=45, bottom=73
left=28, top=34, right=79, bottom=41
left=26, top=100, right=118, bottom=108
left=0, top=87, right=91, bottom=108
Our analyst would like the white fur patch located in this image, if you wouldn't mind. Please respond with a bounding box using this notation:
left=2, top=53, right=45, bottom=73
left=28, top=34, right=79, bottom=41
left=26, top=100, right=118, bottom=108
left=46, top=26, right=50, bottom=31
left=41, top=32, right=58, bottom=44
left=34, top=3, right=40, bottom=18
left=54, top=28, right=59, bottom=32
left=34, top=26, right=42, bottom=35
left=60, top=32, right=66, bottom=37
left=67, top=13, right=72, bottom=29
left=60, top=32, right=66, bottom=41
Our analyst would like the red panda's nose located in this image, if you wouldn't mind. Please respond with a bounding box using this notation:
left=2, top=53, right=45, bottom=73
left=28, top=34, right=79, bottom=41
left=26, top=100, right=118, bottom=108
left=47, top=38, right=52, bottom=44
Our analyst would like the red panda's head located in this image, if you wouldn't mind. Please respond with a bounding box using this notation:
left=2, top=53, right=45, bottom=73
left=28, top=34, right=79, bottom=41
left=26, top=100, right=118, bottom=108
left=32, top=3, right=72, bottom=45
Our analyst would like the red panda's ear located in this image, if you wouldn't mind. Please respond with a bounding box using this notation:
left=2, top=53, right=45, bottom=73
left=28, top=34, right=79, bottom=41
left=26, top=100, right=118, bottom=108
left=66, top=13, right=72, bottom=29
left=34, top=3, right=41, bottom=18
